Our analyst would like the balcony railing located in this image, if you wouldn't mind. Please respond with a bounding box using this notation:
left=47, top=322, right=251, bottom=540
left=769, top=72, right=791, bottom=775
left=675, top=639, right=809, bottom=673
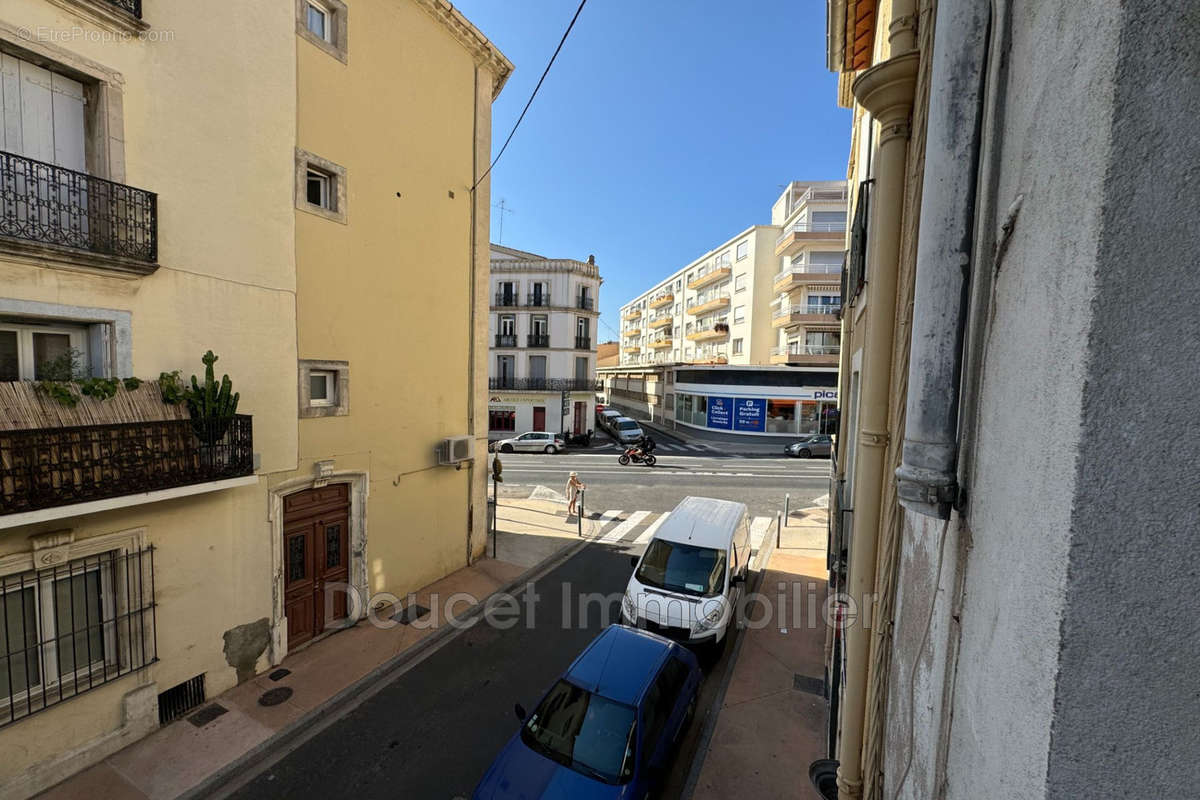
left=1, top=415, right=253, bottom=515
left=773, top=266, right=843, bottom=285
left=0, top=150, right=157, bottom=264
left=106, top=0, right=143, bottom=17
left=495, top=334, right=517, bottom=347
left=773, top=344, right=841, bottom=356
left=773, top=304, right=842, bottom=319
left=494, top=293, right=520, bottom=307
left=577, top=296, right=595, bottom=310
left=575, top=336, right=591, bottom=350
left=526, top=294, right=550, bottom=307
left=527, top=334, right=550, bottom=348
left=488, top=378, right=594, bottom=392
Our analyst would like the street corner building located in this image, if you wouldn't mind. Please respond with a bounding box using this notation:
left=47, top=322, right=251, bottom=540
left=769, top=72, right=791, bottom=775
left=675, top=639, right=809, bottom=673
left=487, top=244, right=601, bottom=441
left=0, top=0, right=510, bottom=795
left=600, top=182, right=845, bottom=442
left=819, top=1, right=1200, bottom=799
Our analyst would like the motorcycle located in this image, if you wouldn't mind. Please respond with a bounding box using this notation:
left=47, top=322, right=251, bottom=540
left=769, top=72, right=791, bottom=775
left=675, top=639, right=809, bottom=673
left=618, top=447, right=656, bottom=467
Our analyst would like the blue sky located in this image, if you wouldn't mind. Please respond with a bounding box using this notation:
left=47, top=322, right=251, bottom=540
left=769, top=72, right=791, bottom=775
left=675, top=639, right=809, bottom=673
left=455, top=0, right=853, bottom=340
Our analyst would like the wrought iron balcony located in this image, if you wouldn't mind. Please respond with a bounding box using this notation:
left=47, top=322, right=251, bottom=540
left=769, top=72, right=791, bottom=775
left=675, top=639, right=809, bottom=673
left=0, top=415, right=253, bottom=516
left=108, top=0, right=143, bottom=18
left=575, top=336, right=591, bottom=350
left=527, top=334, right=550, bottom=348
left=495, top=334, right=517, bottom=347
left=493, top=293, right=520, bottom=307
left=0, top=149, right=157, bottom=266
left=488, top=377, right=594, bottom=392
left=577, top=296, right=595, bottom=310
left=526, top=294, right=550, bottom=307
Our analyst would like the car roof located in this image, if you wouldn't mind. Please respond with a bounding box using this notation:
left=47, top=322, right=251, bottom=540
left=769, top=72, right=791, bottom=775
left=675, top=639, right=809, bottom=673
left=565, top=625, right=671, bottom=706
left=614, top=417, right=639, bottom=424
left=654, top=496, right=747, bottom=548
left=601, top=409, right=621, bottom=416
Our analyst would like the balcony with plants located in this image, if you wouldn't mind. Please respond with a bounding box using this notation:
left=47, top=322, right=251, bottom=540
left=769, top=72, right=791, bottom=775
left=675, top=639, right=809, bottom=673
left=1, top=351, right=254, bottom=522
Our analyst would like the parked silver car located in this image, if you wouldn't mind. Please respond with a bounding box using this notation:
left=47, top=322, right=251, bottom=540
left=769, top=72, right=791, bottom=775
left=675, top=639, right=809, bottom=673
left=611, top=417, right=645, bottom=445
left=494, top=431, right=565, bottom=454
left=598, top=409, right=623, bottom=432
left=785, top=434, right=833, bottom=458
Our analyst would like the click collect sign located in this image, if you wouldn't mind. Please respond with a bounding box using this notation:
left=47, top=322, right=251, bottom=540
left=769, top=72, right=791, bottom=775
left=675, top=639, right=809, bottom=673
left=707, top=397, right=733, bottom=429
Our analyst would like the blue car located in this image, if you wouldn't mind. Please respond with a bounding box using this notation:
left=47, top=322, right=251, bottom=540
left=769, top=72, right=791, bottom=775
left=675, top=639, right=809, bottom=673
left=473, top=625, right=702, bottom=799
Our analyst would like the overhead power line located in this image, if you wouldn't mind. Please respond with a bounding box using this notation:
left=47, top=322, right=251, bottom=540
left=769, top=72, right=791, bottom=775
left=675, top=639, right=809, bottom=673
left=472, top=0, right=588, bottom=191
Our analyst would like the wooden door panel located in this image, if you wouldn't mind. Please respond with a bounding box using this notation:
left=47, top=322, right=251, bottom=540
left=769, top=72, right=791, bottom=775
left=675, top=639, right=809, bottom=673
left=283, top=527, right=315, bottom=647
left=283, top=486, right=352, bottom=648
left=319, top=516, right=350, bottom=623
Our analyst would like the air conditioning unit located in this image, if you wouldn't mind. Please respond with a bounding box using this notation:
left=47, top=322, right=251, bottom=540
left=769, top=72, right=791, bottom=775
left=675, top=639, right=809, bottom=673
left=437, top=435, right=475, bottom=466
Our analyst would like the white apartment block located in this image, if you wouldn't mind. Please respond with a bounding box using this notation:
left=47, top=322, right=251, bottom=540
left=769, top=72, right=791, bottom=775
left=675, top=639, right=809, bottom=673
left=768, top=180, right=848, bottom=365
left=618, top=226, right=780, bottom=367
left=603, top=181, right=847, bottom=439
left=488, top=245, right=601, bottom=439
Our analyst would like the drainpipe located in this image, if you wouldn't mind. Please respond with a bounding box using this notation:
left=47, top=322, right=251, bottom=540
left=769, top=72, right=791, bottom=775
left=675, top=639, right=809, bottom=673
left=836, top=17, right=919, bottom=800
left=895, top=0, right=991, bottom=520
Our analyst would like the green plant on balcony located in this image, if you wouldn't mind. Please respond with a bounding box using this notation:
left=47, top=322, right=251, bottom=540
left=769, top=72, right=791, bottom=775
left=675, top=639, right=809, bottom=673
left=185, top=350, right=240, bottom=446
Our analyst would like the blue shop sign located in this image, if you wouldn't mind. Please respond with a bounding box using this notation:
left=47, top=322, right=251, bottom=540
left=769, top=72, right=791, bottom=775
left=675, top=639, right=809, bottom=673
left=734, top=398, right=766, bottom=432
left=707, top=396, right=733, bottom=429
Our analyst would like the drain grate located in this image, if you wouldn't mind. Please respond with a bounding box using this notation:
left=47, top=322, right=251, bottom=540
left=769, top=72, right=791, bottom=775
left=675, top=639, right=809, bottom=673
left=258, top=687, right=294, bottom=706
left=393, top=603, right=430, bottom=625
left=268, top=668, right=291, bottom=681
left=187, top=703, right=228, bottom=727
left=793, top=674, right=825, bottom=697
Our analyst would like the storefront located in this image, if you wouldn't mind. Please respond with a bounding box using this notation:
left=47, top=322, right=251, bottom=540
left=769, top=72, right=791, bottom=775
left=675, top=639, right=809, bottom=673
left=667, top=366, right=839, bottom=437
left=487, top=392, right=595, bottom=440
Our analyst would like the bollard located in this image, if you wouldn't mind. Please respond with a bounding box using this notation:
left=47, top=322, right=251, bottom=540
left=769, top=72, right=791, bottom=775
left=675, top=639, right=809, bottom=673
left=784, top=493, right=790, bottom=527
left=777, top=511, right=782, bottom=549
left=578, top=489, right=585, bottom=537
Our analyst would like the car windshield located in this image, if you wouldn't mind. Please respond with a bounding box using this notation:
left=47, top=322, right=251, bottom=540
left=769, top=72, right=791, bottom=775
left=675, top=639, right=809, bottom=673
left=636, top=539, right=726, bottom=597
left=616, top=420, right=640, bottom=431
left=520, top=680, right=636, bottom=784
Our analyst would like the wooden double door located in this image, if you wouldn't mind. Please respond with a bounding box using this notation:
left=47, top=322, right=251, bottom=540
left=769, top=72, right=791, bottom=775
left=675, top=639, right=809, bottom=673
left=283, top=485, right=351, bottom=649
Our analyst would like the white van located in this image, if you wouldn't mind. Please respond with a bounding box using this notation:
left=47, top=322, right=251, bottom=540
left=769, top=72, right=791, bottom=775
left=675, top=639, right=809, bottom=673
left=620, top=496, right=751, bottom=648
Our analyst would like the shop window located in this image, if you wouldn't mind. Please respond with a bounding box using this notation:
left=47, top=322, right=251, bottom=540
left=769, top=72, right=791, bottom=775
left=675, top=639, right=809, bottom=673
left=767, top=399, right=798, bottom=434
left=489, top=409, right=516, bottom=431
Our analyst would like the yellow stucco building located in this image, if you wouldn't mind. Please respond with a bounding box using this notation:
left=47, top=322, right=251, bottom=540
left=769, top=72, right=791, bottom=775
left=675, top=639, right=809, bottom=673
left=0, top=1, right=508, bottom=795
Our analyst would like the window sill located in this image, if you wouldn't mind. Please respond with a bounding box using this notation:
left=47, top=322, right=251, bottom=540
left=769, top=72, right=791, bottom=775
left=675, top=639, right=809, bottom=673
left=0, top=236, right=158, bottom=277
left=46, top=0, right=149, bottom=36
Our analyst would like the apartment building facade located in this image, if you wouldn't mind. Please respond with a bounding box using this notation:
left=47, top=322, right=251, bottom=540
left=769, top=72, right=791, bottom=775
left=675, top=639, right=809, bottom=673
left=603, top=185, right=846, bottom=439
left=817, top=1, right=1200, bottom=799
left=0, top=1, right=508, bottom=795
left=487, top=245, right=600, bottom=439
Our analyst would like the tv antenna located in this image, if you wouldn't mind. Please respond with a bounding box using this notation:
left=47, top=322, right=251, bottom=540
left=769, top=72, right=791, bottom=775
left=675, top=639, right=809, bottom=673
left=493, top=198, right=515, bottom=244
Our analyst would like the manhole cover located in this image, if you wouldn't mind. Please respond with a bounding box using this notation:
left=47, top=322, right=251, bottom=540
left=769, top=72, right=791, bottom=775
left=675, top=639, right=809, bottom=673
left=268, top=668, right=291, bottom=682
left=258, top=687, right=294, bottom=706
left=187, top=703, right=228, bottom=727
left=393, top=603, right=430, bottom=625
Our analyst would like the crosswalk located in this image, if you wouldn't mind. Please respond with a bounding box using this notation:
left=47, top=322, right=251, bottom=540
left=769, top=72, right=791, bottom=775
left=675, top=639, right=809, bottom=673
left=589, top=509, right=775, bottom=552
left=591, top=442, right=716, bottom=454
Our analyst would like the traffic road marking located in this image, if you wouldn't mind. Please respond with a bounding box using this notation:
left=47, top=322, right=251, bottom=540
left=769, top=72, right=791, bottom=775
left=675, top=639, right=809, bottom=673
left=595, top=510, right=623, bottom=533
left=750, top=516, right=772, bottom=550
left=633, top=512, right=670, bottom=544
left=599, top=510, right=650, bottom=543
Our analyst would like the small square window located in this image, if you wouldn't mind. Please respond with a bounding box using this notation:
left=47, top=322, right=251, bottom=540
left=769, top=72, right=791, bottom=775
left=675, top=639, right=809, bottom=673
left=309, top=370, right=334, bottom=406
left=733, top=338, right=744, bottom=355
left=306, top=169, right=331, bottom=209
left=306, top=2, right=330, bottom=41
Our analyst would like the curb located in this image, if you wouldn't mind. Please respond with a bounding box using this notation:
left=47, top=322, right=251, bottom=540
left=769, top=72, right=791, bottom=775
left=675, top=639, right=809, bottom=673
left=680, top=515, right=779, bottom=799
left=188, top=534, right=594, bottom=800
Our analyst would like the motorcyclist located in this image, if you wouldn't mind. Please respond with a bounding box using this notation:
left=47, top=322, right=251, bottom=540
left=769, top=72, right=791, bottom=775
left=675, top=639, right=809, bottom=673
left=632, top=433, right=656, bottom=459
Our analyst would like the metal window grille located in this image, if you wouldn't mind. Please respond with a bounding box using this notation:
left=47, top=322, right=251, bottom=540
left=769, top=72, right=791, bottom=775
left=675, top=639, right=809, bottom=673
left=0, top=545, right=156, bottom=727
left=158, top=674, right=205, bottom=726
left=0, top=150, right=157, bottom=262
left=843, top=179, right=872, bottom=308
left=106, top=0, right=143, bottom=18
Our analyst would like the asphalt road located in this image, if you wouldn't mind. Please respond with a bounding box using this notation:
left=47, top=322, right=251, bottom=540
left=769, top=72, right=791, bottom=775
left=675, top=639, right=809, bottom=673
left=494, top=451, right=831, bottom=519
left=225, top=540, right=739, bottom=800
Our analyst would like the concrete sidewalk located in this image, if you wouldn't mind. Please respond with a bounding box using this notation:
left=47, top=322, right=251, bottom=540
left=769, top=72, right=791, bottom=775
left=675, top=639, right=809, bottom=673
left=690, top=507, right=830, bottom=799
left=39, top=499, right=594, bottom=800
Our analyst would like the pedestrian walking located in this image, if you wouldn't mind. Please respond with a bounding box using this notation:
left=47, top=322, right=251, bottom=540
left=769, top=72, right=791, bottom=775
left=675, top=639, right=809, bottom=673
left=566, top=471, right=586, bottom=516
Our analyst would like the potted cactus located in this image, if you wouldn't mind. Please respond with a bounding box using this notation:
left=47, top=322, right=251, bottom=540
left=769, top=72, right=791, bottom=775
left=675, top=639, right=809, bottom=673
left=186, top=351, right=240, bottom=450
